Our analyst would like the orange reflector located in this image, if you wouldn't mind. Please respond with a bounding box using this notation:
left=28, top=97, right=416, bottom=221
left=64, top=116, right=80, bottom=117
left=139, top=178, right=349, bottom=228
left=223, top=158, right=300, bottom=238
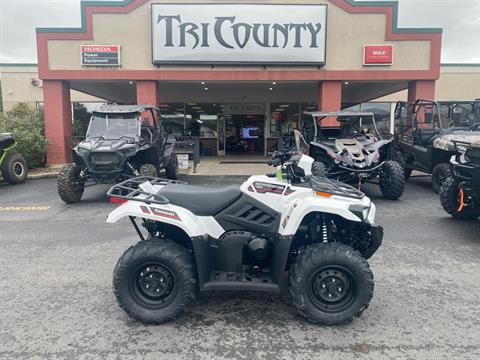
left=457, top=188, right=465, bottom=212
left=110, top=197, right=127, bottom=204
left=316, top=191, right=332, bottom=198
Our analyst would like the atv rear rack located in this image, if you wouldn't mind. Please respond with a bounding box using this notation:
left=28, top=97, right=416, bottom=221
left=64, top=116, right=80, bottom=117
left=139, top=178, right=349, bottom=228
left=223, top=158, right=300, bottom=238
left=107, top=176, right=187, bottom=205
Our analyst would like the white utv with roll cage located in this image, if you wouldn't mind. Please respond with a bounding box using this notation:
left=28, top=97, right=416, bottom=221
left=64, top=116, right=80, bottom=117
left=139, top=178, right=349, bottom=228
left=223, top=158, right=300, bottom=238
left=301, top=111, right=405, bottom=200
left=106, top=139, right=383, bottom=325
left=57, top=104, right=178, bottom=203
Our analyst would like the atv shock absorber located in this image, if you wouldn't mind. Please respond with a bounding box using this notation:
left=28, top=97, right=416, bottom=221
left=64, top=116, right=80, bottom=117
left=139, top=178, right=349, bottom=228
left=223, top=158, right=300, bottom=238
left=321, top=214, right=328, bottom=243
left=126, top=162, right=139, bottom=176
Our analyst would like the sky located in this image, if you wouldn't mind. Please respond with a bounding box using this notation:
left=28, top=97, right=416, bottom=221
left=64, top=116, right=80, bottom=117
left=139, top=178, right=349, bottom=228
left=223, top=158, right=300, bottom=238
left=0, top=0, right=479, bottom=64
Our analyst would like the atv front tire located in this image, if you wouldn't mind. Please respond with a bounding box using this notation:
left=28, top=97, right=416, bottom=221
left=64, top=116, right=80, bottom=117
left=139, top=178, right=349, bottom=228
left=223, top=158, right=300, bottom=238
left=57, top=164, right=85, bottom=203
left=113, top=239, right=197, bottom=324
left=432, top=163, right=451, bottom=193
left=165, top=154, right=179, bottom=180
left=439, top=177, right=480, bottom=220
left=1, top=153, right=27, bottom=184
left=379, top=160, right=405, bottom=200
left=139, top=164, right=157, bottom=177
left=289, top=243, right=374, bottom=325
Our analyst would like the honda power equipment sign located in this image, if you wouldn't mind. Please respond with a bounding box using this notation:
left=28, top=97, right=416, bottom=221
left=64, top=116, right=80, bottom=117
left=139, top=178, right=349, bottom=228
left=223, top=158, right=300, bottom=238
left=81, top=45, right=121, bottom=66
left=363, top=45, right=393, bottom=65
left=151, top=4, right=327, bottom=65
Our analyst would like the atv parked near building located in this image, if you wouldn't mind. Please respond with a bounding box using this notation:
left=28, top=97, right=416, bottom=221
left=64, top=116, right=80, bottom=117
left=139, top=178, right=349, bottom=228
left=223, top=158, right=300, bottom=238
left=394, top=99, right=480, bottom=192
left=58, top=104, right=178, bottom=203
left=302, top=111, right=405, bottom=200
left=106, top=148, right=383, bottom=325
left=0, top=133, right=27, bottom=184
left=440, top=141, right=480, bottom=219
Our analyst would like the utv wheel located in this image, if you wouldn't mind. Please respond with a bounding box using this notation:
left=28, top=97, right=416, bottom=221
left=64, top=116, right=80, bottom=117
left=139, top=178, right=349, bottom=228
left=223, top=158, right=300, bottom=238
left=289, top=243, right=374, bottom=325
left=395, top=151, right=412, bottom=180
left=379, top=161, right=405, bottom=200
left=431, top=163, right=451, bottom=193
left=439, top=177, right=480, bottom=220
left=57, top=164, right=85, bottom=203
left=1, top=153, right=27, bottom=184
left=113, top=239, right=197, bottom=324
left=311, top=161, right=327, bottom=178
left=165, top=154, right=179, bottom=180
left=139, top=164, right=157, bottom=177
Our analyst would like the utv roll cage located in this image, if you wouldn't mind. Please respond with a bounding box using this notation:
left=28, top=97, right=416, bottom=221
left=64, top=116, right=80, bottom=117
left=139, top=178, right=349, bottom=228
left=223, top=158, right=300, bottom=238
left=303, top=111, right=382, bottom=142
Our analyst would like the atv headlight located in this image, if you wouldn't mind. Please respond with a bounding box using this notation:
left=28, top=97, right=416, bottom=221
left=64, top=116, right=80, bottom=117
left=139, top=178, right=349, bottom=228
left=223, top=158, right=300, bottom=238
left=348, top=204, right=370, bottom=221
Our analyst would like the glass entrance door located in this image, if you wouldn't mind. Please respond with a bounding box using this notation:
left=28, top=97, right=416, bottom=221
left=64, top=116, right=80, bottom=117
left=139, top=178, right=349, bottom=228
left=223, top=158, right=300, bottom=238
left=225, top=114, right=265, bottom=155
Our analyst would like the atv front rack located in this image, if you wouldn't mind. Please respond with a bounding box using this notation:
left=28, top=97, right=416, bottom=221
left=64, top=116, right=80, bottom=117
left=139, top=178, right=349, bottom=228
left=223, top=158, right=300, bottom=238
left=107, top=176, right=187, bottom=205
left=306, top=176, right=365, bottom=199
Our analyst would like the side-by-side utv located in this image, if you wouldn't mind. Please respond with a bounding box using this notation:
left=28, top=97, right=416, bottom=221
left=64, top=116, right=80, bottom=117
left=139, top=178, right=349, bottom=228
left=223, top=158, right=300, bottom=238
left=57, top=104, right=178, bottom=203
left=0, top=133, right=27, bottom=184
left=440, top=141, right=480, bottom=219
left=301, top=112, right=405, bottom=200
left=394, top=99, right=480, bottom=192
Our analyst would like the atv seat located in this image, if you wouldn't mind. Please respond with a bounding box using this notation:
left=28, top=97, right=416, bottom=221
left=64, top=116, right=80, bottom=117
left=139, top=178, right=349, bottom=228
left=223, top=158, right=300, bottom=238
left=158, top=184, right=242, bottom=216
left=0, top=133, right=15, bottom=151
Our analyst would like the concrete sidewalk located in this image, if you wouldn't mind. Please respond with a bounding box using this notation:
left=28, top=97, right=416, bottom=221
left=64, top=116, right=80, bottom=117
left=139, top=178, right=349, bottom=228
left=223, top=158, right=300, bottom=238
left=191, top=155, right=270, bottom=176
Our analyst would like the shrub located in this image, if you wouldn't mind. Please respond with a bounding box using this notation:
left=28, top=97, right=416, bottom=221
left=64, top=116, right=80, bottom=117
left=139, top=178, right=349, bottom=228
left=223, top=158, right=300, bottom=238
left=0, top=103, right=46, bottom=168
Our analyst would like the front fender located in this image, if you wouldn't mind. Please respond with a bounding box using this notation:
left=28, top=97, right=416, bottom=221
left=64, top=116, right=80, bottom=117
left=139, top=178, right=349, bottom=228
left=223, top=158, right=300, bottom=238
left=279, top=195, right=372, bottom=236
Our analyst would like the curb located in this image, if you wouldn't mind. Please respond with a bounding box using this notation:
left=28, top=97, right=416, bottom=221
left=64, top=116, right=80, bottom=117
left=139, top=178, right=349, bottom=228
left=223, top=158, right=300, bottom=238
left=27, top=172, right=59, bottom=180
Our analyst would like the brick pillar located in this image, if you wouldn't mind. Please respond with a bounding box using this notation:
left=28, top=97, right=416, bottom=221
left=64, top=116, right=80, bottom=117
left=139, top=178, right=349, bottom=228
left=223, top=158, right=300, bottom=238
left=407, top=80, right=436, bottom=103
left=136, top=80, right=160, bottom=124
left=43, top=80, right=72, bottom=165
left=317, top=81, right=342, bottom=126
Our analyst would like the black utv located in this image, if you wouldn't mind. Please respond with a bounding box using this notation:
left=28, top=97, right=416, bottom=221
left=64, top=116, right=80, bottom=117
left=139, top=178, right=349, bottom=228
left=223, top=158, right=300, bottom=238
left=394, top=99, right=480, bottom=192
left=57, top=104, right=178, bottom=203
left=302, top=111, right=405, bottom=200
left=440, top=141, right=480, bottom=220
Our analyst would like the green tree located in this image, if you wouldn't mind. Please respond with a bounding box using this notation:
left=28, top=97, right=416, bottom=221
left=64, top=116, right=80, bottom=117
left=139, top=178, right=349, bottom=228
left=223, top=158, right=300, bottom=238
left=72, top=102, right=91, bottom=139
left=0, top=80, right=3, bottom=113
left=0, top=103, right=46, bottom=167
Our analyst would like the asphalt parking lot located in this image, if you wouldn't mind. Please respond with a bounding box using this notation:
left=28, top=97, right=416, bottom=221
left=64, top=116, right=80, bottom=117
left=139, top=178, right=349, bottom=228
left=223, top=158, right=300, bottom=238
left=1, top=175, right=480, bottom=360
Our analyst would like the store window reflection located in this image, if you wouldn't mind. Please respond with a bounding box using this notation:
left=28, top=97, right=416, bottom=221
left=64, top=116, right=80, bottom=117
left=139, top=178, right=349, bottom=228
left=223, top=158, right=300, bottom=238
left=159, top=103, right=185, bottom=137
left=185, top=103, right=220, bottom=155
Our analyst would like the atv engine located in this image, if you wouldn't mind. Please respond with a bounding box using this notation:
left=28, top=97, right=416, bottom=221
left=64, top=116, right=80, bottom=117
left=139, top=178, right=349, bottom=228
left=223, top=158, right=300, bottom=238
left=211, top=231, right=273, bottom=271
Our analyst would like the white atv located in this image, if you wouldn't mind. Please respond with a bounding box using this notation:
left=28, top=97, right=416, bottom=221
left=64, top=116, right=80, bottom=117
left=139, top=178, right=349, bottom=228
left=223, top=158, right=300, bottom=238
left=106, top=150, right=383, bottom=325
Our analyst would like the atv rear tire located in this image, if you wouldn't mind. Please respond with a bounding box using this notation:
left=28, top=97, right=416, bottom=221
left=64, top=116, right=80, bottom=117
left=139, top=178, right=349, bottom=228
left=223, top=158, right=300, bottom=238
left=289, top=243, right=374, bottom=325
left=113, top=239, right=197, bottom=324
left=432, top=163, right=451, bottom=193
left=165, top=154, right=178, bottom=180
left=139, top=164, right=157, bottom=177
left=379, top=160, right=405, bottom=200
left=1, top=153, right=27, bottom=184
left=57, top=164, right=85, bottom=203
left=439, top=177, right=480, bottom=220
left=311, top=161, right=327, bottom=178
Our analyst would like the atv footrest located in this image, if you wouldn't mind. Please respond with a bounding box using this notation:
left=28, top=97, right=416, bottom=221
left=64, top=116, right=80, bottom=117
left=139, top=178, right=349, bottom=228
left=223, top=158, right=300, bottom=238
left=201, top=271, right=280, bottom=293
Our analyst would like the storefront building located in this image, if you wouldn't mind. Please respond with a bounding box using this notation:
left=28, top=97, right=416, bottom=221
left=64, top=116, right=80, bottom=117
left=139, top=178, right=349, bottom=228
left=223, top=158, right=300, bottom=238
left=34, top=0, right=443, bottom=164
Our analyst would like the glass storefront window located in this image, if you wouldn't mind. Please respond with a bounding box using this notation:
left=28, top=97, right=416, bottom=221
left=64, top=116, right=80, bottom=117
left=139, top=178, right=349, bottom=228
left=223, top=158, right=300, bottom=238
left=270, top=103, right=301, bottom=137
left=159, top=103, right=185, bottom=137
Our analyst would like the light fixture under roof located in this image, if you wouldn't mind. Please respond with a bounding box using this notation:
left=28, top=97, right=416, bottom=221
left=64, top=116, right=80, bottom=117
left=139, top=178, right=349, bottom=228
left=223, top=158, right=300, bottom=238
left=128, top=81, right=134, bottom=84
left=187, top=102, right=197, bottom=106
left=201, top=81, right=205, bottom=85
left=272, top=82, right=277, bottom=85
left=204, top=87, right=208, bottom=91
left=269, top=87, right=273, bottom=91
left=344, top=81, right=349, bottom=85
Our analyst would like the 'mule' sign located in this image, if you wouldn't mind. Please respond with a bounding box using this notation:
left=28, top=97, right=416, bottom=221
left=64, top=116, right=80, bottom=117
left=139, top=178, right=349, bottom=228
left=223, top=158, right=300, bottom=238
left=81, top=45, right=121, bottom=66
left=151, top=4, right=327, bottom=65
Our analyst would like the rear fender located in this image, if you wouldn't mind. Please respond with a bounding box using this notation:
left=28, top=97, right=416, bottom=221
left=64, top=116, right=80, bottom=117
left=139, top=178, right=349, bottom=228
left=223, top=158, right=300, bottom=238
left=106, top=200, right=224, bottom=238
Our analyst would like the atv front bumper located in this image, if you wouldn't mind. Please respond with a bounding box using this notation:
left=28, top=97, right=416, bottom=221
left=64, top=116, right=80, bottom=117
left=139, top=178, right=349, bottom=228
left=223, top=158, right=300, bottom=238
left=364, top=224, right=383, bottom=259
